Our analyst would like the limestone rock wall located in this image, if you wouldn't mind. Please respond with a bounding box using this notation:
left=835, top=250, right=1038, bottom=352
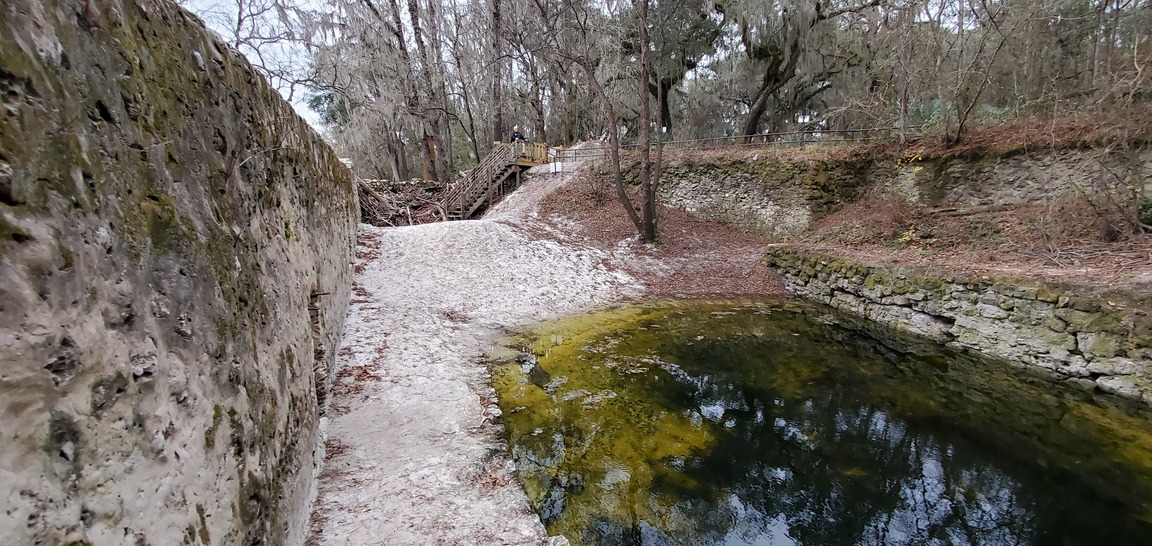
left=0, top=1, right=357, bottom=545
left=644, top=148, right=1151, bottom=237
left=639, top=159, right=872, bottom=237
left=890, top=147, right=1152, bottom=207
left=766, top=248, right=1152, bottom=404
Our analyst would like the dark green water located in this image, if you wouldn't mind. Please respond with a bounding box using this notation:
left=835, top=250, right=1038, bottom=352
left=490, top=300, right=1152, bottom=546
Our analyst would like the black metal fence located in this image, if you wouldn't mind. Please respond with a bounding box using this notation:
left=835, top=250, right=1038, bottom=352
left=553, top=126, right=919, bottom=162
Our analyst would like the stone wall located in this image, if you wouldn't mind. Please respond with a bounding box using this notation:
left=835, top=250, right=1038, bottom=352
left=637, top=159, right=872, bottom=237
left=0, top=1, right=357, bottom=545
left=642, top=147, right=1151, bottom=237
left=889, top=147, right=1152, bottom=208
left=765, top=248, right=1152, bottom=404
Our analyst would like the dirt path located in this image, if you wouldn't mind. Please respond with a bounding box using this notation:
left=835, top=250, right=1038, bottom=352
left=305, top=124, right=1152, bottom=543
left=306, top=154, right=795, bottom=545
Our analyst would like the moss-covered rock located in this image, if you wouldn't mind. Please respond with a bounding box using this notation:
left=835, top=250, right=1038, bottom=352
left=621, top=138, right=1150, bottom=240
left=0, top=1, right=357, bottom=544
left=765, top=247, right=1152, bottom=405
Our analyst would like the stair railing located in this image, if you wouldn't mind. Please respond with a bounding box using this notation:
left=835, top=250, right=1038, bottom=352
left=442, top=144, right=513, bottom=219
left=516, top=142, right=549, bottom=165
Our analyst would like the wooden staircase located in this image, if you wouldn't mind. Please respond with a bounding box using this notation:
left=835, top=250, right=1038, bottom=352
left=442, top=142, right=549, bottom=220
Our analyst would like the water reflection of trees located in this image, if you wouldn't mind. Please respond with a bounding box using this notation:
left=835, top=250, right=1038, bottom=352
left=521, top=365, right=1043, bottom=544
left=679, top=376, right=1037, bottom=546
left=509, top=304, right=1152, bottom=545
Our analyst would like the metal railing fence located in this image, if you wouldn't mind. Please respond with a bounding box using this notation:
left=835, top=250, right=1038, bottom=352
left=550, top=126, right=919, bottom=162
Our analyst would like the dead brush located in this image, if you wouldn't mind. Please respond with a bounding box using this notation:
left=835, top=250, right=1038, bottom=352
left=357, top=177, right=448, bottom=226
left=805, top=186, right=925, bottom=246
left=1019, top=145, right=1152, bottom=265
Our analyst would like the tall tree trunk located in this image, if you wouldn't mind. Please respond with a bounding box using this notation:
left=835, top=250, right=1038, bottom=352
left=658, top=78, right=673, bottom=140
left=652, top=74, right=665, bottom=242
left=384, top=0, right=437, bottom=177
left=952, top=0, right=966, bottom=143
left=739, top=40, right=800, bottom=139
left=529, top=55, right=547, bottom=141
left=386, top=131, right=404, bottom=181
left=898, top=8, right=913, bottom=145
left=459, top=82, right=482, bottom=164
left=397, top=135, right=410, bottom=180
left=638, top=0, right=657, bottom=243
left=559, top=75, right=577, bottom=143
left=580, top=60, right=642, bottom=235
left=1091, top=3, right=1103, bottom=87
left=427, top=0, right=454, bottom=177
left=408, top=0, right=446, bottom=180
left=491, top=0, right=504, bottom=145
left=420, top=132, right=436, bottom=180
left=449, top=5, right=482, bottom=164
left=741, top=78, right=775, bottom=138
left=899, top=84, right=908, bottom=145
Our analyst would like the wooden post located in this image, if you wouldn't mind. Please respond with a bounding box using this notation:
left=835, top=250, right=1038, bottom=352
left=486, top=164, right=493, bottom=213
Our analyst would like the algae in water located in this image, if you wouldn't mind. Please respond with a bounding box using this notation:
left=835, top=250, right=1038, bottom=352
left=493, top=300, right=1152, bottom=545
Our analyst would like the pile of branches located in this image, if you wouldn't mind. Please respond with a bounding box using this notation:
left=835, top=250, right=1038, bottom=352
left=357, top=178, right=448, bottom=226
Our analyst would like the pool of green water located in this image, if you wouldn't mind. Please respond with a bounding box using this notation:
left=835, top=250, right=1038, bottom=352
left=490, top=299, right=1152, bottom=546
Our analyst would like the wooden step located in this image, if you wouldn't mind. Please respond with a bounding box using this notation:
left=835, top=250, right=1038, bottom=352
left=441, top=143, right=545, bottom=220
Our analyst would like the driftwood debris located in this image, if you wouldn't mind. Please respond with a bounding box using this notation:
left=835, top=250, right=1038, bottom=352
left=356, top=177, right=448, bottom=226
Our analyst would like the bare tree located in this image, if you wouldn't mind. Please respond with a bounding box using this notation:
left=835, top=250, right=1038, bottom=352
left=491, top=0, right=506, bottom=144
left=531, top=0, right=651, bottom=238
left=636, top=0, right=662, bottom=242
left=179, top=0, right=318, bottom=100
left=186, top=0, right=1151, bottom=182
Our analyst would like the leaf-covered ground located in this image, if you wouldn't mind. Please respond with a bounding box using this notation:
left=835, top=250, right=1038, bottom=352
left=540, top=115, right=1151, bottom=296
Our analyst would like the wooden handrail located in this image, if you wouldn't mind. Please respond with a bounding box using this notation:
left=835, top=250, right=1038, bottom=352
left=514, top=142, right=548, bottom=164
left=441, top=141, right=552, bottom=220
left=442, top=144, right=512, bottom=217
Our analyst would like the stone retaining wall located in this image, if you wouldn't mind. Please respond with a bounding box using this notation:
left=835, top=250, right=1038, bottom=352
left=1, top=1, right=357, bottom=544
left=638, top=147, right=1151, bottom=237
left=765, top=248, right=1152, bottom=404
left=643, top=159, right=871, bottom=237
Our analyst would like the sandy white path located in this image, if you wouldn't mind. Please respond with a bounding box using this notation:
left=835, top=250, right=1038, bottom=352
left=307, top=163, right=641, bottom=545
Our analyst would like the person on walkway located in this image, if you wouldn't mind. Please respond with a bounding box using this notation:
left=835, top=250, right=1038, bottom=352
left=509, top=125, right=527, bottom=158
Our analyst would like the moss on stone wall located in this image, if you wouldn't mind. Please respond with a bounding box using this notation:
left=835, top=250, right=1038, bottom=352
left=0, top=1, right=357, bottom=544
left=765, top=247, right=1152, bottom=404
left=624, top=144, right=1150, bottom=237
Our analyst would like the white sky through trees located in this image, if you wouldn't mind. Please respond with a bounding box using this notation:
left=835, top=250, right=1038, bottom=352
left=178, top=0, right=325, bottom=131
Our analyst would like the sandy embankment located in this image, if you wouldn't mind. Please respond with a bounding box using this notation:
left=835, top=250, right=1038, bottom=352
left=307, top=149, right=790, bottom=544
left=306, top=163, right=643, bottom=545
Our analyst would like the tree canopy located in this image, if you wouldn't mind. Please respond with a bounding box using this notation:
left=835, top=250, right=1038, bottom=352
left=184, top=0, right=1150, bottom=178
